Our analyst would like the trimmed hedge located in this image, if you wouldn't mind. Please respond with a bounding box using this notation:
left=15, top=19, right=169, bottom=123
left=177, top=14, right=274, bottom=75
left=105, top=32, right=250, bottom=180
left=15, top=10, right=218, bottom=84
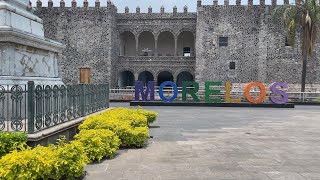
left=79, top=107, right=157, bottom=147
left=74, top=129, right=120, bottom=162
left=0, top=132, right=27, bottom=157
left=136, top=108, right=158, bottom=124
left=0, top=107, right=158, bottom=179
left=0, top=140, right=88, bottom=180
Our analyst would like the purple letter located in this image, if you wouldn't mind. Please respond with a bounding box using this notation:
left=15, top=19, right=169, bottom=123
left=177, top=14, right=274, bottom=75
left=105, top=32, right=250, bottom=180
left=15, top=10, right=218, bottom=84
left=135, top=81, right=155, bottom=101
left=269, top=82, right=288, bottom=104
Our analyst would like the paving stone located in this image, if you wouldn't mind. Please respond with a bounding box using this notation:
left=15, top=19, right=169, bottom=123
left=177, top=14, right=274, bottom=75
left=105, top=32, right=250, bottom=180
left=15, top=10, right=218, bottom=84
left=84, top=104, right=320, bottom=179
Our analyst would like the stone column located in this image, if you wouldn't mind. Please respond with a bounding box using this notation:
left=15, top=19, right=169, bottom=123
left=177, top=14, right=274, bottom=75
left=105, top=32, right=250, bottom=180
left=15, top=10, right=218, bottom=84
left=136, top=36, right=139, bottom=57
left=155, top=38, right=158, bottom=57
left=174, top=37, right=178, bottom=57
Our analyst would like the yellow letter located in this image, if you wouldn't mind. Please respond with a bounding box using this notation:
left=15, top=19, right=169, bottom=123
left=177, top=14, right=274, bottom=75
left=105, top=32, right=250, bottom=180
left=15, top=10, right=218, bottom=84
left=225, top=81, right=241, bottom=103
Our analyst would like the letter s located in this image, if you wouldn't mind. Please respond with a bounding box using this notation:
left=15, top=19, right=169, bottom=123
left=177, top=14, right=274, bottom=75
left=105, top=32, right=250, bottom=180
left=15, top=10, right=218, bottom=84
left=269, top=82, right=288, bottom=104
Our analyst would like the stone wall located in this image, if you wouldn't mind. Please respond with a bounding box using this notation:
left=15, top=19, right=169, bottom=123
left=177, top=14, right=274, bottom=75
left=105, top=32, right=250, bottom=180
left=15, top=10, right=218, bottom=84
left=196, top=5, right=320, bottom=84
left=34, top=5, right=117, bottom=85
left=33, top=1, right=320, bottom=87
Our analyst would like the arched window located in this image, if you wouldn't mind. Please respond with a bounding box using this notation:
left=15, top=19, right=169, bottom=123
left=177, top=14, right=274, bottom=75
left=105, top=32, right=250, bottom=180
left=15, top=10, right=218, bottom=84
left=176, top=71, right=194, bottom=87
left=138, top=31, right=155, bottom=56
left=118, top=71, right=134, bottom=88
left=157, top=31, right=175, bottom=56
left=138, top=71, right=154, bottom=86
left=119, top=31, right=136, bottom=56
left=177, top=31, right=195, bottom=57
left=157, top=71, right=173, bottom=86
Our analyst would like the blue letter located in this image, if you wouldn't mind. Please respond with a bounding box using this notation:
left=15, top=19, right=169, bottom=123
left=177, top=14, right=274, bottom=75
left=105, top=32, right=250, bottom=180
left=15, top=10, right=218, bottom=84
left=159, top=81, right=178, bottom=102
left=135, top=81, right=155, bottom=101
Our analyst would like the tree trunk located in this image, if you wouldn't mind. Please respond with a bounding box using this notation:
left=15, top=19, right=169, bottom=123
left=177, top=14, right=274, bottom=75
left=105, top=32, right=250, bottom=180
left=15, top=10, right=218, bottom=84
left=301, top=54, right=307, bottom=92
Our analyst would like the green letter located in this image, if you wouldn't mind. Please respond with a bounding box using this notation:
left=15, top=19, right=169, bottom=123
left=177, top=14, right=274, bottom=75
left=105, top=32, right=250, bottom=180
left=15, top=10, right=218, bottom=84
left=205, top=82, right=222, bottom=103
left=182, top=81, right=200, bottom=102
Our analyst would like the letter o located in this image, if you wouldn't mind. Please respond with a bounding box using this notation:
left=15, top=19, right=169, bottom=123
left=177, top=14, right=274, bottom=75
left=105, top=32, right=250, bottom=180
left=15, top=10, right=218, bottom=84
left=159, top=81, right=178, bottom=102
left=244, top=82, right=266, bottom=104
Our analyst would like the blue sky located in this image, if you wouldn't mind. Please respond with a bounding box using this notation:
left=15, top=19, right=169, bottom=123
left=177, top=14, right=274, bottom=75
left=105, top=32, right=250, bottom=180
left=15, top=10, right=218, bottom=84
left=30, top=0, right=293, bottom=12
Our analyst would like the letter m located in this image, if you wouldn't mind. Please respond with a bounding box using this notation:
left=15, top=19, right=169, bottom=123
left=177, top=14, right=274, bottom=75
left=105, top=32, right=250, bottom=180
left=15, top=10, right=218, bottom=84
left=134, top=81, right=155, bottom=101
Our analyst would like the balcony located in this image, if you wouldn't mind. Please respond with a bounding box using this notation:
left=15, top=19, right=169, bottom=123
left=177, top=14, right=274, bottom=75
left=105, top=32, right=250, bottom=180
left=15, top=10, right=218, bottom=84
left=117, top=56, right=196, bottom=68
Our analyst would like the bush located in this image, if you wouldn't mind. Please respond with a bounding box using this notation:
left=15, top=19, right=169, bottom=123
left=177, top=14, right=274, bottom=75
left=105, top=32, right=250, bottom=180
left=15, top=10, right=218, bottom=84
left=79, top=107, right=151, bottom=148
left=74, top=129, right=120, bottom=162
left=0, top=146, right=60, bottom=180
left=0, top=139, right=88, bottom=180
left=102, top=108, right=148, bottom=127
left=79, top=115, right=149, bottom=147
left=136, top=108, right=158, bottom=124
left=55, top=138, right=89, bottom=180
left=0, top=132, right=28, bottom=157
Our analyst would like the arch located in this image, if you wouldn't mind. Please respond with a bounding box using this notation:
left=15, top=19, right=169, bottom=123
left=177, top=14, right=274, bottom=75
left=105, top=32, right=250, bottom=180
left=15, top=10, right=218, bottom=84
left=120, top=31, right=136, bottom=56
left=156, top=28, right=176, bottom=39
left=118, top=71, right=135, bottom=88
left=118, top=29, right=136, bottom=36
left=177, top=31, right=195, bottom=57
left=176, top=71, right=194, bottom=87
left=157, top=71, right=174, bottom=86
left=176, top=28, right=196, bottom=37
left=138, top=31, right=155, bottom=56
left=138, top=71, right=154, bottom=86
left=157, top=31, right=175, bottom=57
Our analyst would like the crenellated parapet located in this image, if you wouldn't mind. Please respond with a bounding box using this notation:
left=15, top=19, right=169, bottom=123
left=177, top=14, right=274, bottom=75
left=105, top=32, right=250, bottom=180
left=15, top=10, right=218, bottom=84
left=34, top=0, right=117, bottom=13
left=33, top=0, right=302, bottom=14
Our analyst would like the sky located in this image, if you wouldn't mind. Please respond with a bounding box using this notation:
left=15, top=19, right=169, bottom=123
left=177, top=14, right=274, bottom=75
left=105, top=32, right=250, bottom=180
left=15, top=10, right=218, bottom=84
left=30, top=0, right=294, bottom=13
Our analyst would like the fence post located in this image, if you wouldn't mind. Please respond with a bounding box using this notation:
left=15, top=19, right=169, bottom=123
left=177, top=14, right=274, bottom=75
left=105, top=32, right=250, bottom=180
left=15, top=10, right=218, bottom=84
left=80, top=84, right=85, bottom=117
left=27, top=81, right=35, bottom=133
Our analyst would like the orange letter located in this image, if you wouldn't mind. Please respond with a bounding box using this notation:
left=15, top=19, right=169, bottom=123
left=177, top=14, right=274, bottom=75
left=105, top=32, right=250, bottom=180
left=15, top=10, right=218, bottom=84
left=225, top=81, right=241, bottom=103
left=244, top=82, right=266, bottom=104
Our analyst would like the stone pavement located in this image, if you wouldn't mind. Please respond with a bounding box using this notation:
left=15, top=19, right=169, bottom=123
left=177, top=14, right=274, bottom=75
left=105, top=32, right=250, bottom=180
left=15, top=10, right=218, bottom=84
left=84, top=104, right=320, bottom=180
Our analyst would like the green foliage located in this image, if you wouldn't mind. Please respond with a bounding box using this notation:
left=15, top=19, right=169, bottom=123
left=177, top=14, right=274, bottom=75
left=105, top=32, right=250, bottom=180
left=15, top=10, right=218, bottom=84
left=102, top=107, right=148, bottom=127
left=0, top=107, right=157, bottom=179
left=0, top=146, right=60, bottom=180
left=271, top=0, right=320, bottom=53
left=74, top=129, right=120, bottom=162
left=0, top=132, right=28, bottom=157
left=0, top=139, right=88, bottom=180
left=79, top=107, right=155, bottom=147
left=55, top=138, right=89, bottom=180
left=136, top=107, right=158, bottom=124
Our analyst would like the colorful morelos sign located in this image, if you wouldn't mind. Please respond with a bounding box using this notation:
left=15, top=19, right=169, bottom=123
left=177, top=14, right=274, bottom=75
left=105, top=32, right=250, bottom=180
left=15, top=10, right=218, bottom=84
left=134, top=81, right=289, bottom=104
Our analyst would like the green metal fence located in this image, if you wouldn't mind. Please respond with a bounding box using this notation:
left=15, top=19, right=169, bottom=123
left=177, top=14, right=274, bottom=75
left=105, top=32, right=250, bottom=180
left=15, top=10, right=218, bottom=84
left=0, top=81, right=109, bottom=133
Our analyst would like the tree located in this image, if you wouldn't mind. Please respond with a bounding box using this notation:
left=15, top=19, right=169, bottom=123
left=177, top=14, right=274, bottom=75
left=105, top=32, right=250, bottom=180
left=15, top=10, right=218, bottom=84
left=272, top=0, right=320, bottom=92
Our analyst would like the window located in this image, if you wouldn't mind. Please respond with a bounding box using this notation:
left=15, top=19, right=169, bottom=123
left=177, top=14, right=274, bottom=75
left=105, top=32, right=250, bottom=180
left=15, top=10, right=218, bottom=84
left=229, top=62, right=235, bottom=70
left=219, top=37, right=228, bottom=46
left=183, top=47, right=191, bottom=57
left=285, top=37, right=291, bottom=46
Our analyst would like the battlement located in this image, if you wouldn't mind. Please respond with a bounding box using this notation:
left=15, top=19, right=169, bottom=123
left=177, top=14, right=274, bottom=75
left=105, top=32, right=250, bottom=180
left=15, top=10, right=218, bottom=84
left=32, top=0, right=302, bottom=14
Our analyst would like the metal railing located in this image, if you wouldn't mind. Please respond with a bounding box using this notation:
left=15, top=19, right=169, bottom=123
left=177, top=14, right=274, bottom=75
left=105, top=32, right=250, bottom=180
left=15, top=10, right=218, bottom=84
left=0, top=82, right=109, bottom=133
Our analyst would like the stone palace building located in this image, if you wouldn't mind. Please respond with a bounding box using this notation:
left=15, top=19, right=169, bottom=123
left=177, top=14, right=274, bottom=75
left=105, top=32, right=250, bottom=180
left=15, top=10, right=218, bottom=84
left=33, top=0, right=320, bottom=88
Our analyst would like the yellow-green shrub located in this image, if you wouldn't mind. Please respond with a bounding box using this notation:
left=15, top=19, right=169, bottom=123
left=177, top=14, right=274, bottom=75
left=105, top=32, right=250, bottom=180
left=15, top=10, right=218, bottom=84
left=0, top=146, right=60, bottom=180
left=79, top=111, right=149, bottom=147
left=55, top=140, right=89, bottom=180
left=0, top=141, right=88, bottom=180
left=0, top=132, right=28, bottom=157
left=74, top=129, right=120, bottom=162
left=136, top=108, right=158, bottom=124
left=102, top=108, right=148, bottom=127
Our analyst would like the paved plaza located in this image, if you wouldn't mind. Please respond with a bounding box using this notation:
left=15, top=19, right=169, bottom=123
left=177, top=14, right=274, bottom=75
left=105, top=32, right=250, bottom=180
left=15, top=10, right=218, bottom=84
left=85, top=103, right=320, bottom=180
